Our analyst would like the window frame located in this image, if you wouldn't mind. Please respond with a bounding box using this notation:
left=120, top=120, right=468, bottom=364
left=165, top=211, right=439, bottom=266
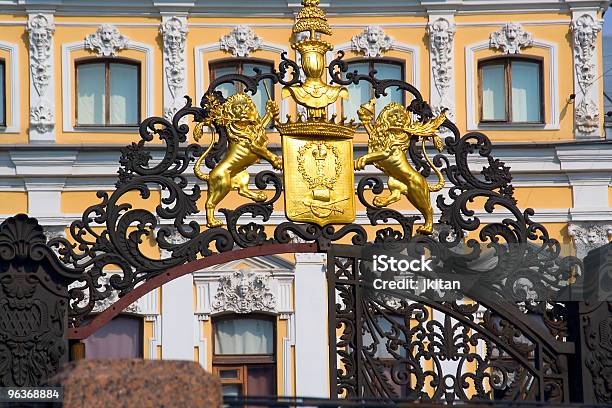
left=342, top=57, right=406, bottom=120
left=74, top=57, right=142, bottom=128
left=0, top=58, right=6, bottom=127
left=212, top=314, right=277, bottom=397
left=478, top=55, right=545, bottom=125
left=209, top=57, right=275, bottom=99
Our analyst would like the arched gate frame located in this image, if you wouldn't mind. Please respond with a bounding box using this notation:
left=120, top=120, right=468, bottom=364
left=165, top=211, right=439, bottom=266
left=0, top=50, right=609, bottom=405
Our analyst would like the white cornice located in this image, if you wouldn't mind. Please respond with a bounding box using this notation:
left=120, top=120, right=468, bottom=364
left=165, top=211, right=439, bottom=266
left=0, top=141, right=611, bottom=178
left=0, top=1, right=607, bottom=16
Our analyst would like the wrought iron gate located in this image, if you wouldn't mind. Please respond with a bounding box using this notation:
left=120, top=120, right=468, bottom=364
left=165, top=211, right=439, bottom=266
left=327, top=244, right=576, bottom=402
left=0, top=4, right=611, bottom=401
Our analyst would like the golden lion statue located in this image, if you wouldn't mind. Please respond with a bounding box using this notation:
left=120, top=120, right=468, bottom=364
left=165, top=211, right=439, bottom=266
left=355, top=99, right=446, bottom=235
left=194, top=93, right=282, bottom=228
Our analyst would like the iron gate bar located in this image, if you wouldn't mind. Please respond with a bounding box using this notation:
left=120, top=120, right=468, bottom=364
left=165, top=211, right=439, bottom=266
left=67, top=242, right=317, bottom=340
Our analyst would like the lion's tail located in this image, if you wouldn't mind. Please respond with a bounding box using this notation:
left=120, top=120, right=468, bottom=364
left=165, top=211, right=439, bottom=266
left=194, top=123, right=216, bottom=182
left=422, top=138, right=445, bottom=192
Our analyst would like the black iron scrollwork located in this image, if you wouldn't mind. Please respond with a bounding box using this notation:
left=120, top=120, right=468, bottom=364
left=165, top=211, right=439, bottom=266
left=42, top=50, right=582, bottom=403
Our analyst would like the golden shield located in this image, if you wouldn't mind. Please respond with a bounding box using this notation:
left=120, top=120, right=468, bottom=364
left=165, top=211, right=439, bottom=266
left=280, top=124, right=356, bottom=226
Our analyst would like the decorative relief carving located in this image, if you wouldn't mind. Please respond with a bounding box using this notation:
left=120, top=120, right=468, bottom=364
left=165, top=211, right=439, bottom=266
left=571, top=14, right=602, bottom=134
left=29, top=104, right=55, bottom=133
left=27, top=14, right=55, bottom=134
left=220, top=26, right=262, bottom=57
left=160, top=16, right=188, bottom=114
left=85, top=24, right=130, bottom=57
left=427, top=18, right=455, bottom=119
left=0, top=215, right=75, bottom=386
left=568, top=223, right=612, bottom=259
left=68, top=274, right=141, bottom=314
left=27, top=14, right=54, bottom=97
left=212, top=269, right=276, bottom=314
left=489, top=23, right=533, bottom=54
left=351, top=26, right=393, bottom=58
left=575, top=100, right=600, bottom=133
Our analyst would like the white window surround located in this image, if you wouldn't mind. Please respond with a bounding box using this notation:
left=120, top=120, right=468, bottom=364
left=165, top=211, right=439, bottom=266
left=0, top=41, right=20, bottom=133
left=465, top=39, right=559, bottom=131
left=335, top=41, right=420, bottom=91
left=61, top=40, right=154, bottom=133
left=194, top=41, right=289, bottom=118
left=193, top=255, right=294, bottom=385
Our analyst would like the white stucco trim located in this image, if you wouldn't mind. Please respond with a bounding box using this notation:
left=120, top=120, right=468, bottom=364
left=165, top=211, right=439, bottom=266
left=0, top=41, right=20, bottom=133
left=61, top=40, right=154, bottom=133
left=194, top=314, right=208, bottom=368
left=145, top=314, right=161, bottom=360
left=335, top=41, right=420, bottom=91
left=465, top=39, right=559, bottom=131
left=194, top=41, right=289, bottom=117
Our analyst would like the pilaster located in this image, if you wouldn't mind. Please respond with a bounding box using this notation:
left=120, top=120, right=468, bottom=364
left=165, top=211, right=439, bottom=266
left=160, top=233, right=195, bottom=361
left=294, top=252, right=328, bottom=398
left=160, top=15, right=188, bottom=121
left=23, top=178, right=64, bottom=217
left=27, top=13, right=55, bottom=142
left=570, top=9, right=603, bottom=138
left=427, top=13, right=456, bottom=122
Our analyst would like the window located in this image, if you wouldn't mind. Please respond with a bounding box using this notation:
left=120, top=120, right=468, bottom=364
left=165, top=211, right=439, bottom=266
left=0, top=59, right=5, bottom=127
left=82, top=314, right=143, bottom=359
left=479, top=56, right=544, bottom=124
left=76, top=59, right=140, bottom=127
left=342, top=59, right=404, bottom=122
left=209, top=59, right=274, bottom=117
left=213, top=316, right=276, bottom=397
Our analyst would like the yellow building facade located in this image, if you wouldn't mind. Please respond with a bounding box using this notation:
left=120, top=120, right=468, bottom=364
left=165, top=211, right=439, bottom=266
left=0, top=0, right=610, bottom=398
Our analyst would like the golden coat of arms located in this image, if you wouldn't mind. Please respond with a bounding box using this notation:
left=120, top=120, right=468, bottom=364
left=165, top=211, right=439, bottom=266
left=194, top=0, right=447, bottom=233
left=276, top=0, right=356, bottom=225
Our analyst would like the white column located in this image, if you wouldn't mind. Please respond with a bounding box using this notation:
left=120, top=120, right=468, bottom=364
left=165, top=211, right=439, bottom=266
left=570, top=10, right=602, bottom=138
left=160, top=242, right=195, bottom=361
left=24, top=178, right=64, bottom=217
left=567, top=173, right=611, bottom=220
left=139, top=289, right=161, bottom=359
left=160, top=15, right=188, bottom=121
left=294, top=252, right=329, bottom=397
left=27, top=13, right=56, bottom=142
left=427, top=13, right=456, bottom=122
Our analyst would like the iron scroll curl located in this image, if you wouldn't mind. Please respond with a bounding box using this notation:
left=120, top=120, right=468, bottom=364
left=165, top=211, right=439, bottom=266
left=46, top=51, right=580, bottom=389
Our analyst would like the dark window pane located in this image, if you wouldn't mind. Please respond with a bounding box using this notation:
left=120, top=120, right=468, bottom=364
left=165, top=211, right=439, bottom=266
left=222, top=384, right=242, bottom=396
left=109, top=63, right=139, bottom=125
left=214, top=318, right=274, bottom=355
left=511, top=61, right=541, bottom=122
left=77, top=63, right=105, bottom=125
left=343, top=62, right=371, bottom=122
left=481, top=64, right=506, bottom=121
left=83, top=315, right=143, bottom=359
left=247, top=366, right=275, bottom=396
left=213, top=64, right=238, bottom=99
left=244, top=63, right=273, bottom=117
left=219, top=369, right=240, bottom=379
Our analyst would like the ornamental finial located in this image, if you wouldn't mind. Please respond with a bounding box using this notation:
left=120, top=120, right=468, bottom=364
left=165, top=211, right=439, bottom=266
left=283, top=0, right=347, bottom=119
left=293, top=0, right=332, bottom=38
